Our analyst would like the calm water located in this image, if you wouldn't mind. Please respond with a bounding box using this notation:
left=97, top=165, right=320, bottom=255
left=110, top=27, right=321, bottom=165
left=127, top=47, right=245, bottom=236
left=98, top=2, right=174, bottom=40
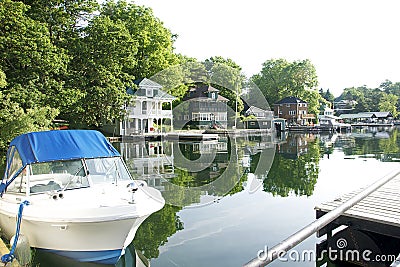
left=32, top=127, right=400, bottom=266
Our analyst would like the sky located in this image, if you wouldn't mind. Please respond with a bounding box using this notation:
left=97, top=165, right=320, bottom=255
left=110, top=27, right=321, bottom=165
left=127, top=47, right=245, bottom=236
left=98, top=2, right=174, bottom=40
left=134, top=0, right=400, bottom=96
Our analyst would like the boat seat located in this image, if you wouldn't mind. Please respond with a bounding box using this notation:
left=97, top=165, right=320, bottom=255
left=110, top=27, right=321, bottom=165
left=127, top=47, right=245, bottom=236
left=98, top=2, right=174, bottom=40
left=28, top=174, right=70, bottom=193
left=30, top=181, right=62, bottom=193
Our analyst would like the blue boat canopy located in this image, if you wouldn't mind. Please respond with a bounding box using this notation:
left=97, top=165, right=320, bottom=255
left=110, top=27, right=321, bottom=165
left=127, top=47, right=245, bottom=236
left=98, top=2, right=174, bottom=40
left=1, top=130, right=120, bottom=194
left=10, top=130, right=120, bottom=165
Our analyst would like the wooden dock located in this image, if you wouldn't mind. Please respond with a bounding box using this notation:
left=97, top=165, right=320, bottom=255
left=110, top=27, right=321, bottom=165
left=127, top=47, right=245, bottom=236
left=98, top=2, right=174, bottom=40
left=315, top=172, right=400, bottom=266
left=316, top=172, right=400, bottom=238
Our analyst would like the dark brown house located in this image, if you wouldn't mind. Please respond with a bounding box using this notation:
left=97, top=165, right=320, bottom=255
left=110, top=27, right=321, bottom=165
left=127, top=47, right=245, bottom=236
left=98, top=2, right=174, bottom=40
left=175, top=85, right=228, bottom=129
left=273, top=96, right=314, bottom=125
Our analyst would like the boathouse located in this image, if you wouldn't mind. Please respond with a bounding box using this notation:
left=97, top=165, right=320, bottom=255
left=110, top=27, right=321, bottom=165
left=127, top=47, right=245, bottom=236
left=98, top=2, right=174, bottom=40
left=340, top=111, right=393, bottom=124
left=244, top=106, right=273, bottom=130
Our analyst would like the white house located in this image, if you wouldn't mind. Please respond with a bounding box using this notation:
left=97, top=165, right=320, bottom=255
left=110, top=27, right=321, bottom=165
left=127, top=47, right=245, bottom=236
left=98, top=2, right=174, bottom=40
left=120, top=78, right=176, bottom=135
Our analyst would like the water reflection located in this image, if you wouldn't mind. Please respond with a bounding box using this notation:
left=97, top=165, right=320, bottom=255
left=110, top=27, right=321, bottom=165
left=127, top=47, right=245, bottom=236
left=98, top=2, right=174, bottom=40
left=263, top=134, right=320, bottom=197
left=328, top=127, right=400, bottom=162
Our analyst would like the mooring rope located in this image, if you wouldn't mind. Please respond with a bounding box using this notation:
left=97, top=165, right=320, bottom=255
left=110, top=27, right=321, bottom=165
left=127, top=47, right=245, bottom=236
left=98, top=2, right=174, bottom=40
left=1, top=200, right=30, bottom=263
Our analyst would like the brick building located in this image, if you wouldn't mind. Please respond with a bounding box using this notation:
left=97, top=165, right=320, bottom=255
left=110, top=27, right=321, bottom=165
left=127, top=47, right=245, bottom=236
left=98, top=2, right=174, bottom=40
left=273, top=96, right=314, bottom=125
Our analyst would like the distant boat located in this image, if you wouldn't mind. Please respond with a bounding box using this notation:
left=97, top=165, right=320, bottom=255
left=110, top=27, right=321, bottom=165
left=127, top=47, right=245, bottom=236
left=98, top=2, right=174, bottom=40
left=0, top=130, right=164, bottom=264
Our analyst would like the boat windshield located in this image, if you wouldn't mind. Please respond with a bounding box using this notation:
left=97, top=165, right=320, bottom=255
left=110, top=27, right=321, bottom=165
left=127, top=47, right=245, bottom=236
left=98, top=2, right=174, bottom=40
left=6, top=159, right=90, bottom=194
left=85, top=157, right=131, bottom=184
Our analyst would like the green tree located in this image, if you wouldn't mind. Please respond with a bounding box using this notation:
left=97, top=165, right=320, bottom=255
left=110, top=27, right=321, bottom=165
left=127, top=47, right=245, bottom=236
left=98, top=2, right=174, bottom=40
left=251, top=58, right=291, bottom=105
left=66, top=15, right=137, bottom=127
left=287, top=59, right=318, bottom=97
left=0, top=0, right=69, bottom=111
left=204, top=56, right=245, bottom=120
left=319, top=88, right=335, bottom=103
left=149, top=56, right=202, bottom=101
left=20, top=0, right=98, bottom=47
left=0, top=69, right=6, bottom=88
left=101, top=0, right=178, bottom=78
left=251, top=58, right=319, bottom=115
left=0, top=92, right=59, bottom=153
left=0, top=0, right=62, bottom=153
left=381, top=79, right=400, bottom=111
left=339, top=86, right=367, bottom=113
left=379, top=93, right=398, bottom=118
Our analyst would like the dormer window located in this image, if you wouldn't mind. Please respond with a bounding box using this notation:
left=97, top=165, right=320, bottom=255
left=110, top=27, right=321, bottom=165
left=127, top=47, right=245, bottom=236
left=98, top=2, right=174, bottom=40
left=211, top=92, right=216, bottom=99
left=146, top=89, right=152, bottom=97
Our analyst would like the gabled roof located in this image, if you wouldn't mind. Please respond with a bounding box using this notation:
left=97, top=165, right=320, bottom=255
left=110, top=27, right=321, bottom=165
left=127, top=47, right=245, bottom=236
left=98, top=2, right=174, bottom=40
left=275, top=96, right=307, bottom=105
left=206, top=86, right=219, bottom=92
left=365, top=111, right=393, bottom=118
left=183, top=85, right=227, bottom=102
left=217, top=95, right=229, bottom=102
left=245, top=106, right=268, bottom=114
left=128, top=78, right=176, bottom=100
left=153, top=89, right=176, bottom=100
left=134, top=78, right=162, bottom=89
left=340, top=112, right=393, bottom=119
left=340, top=114, right=361, bottom=119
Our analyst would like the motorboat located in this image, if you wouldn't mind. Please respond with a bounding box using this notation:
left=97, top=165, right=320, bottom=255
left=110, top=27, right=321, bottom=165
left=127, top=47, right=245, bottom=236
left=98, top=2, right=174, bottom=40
left=0, top=130, right=165, bottom=264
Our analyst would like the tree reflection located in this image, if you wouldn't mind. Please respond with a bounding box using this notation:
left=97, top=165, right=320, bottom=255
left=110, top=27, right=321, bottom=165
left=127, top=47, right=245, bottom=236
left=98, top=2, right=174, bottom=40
left=133, top=204, right=184, bottom=259
left=257, top=134, right=320, bottom=197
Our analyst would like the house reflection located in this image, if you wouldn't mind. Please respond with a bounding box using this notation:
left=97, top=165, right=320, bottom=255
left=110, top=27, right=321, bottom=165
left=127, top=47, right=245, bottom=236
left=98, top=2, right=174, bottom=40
left=276, top=134, right=315, bottom=159
left=191, top=139, right=228, bottom=153
left=120, top=141, right=174, bottom=191
left=175, top=139, right=229, bottom=184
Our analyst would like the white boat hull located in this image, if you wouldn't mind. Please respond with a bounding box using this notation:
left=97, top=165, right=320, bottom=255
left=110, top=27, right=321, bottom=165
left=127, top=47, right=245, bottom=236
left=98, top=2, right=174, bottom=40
left=0, top=182, right=164, bottom=264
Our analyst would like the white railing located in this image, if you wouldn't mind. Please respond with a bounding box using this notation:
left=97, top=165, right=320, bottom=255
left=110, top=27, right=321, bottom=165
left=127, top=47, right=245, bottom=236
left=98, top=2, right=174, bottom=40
left=126, top=108, right=172, bottom=118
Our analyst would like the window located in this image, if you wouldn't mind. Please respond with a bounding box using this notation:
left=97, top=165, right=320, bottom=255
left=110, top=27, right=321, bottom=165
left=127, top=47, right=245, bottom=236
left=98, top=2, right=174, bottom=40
left=7, top=168, right=27, bottom=194
left=86, top=157, right=131, bottom=184
left=146, top=89, right=152, bottom=97
left=6, top=147, right=22, bottom=181
left=21, top=160, right=90, bottom=194
left=192, top=113, right=199, bottom=121
left=142, top=101, right=147, bottom=114
left=289, top=110, right=296, bottom=115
